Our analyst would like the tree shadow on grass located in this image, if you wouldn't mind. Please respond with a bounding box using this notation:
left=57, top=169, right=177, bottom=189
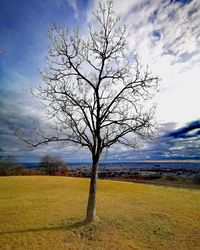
left=0, top=220, right=88, bottom=235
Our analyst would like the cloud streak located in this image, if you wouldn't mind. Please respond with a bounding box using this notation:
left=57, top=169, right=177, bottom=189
left=67, top=0, right=79, bottom=19
left=103, top=120, right=200, bottom=161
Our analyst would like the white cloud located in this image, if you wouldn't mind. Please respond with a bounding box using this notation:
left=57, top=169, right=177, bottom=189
left=88, top=0, right=200, bottom=125
left=67, top=0, right=79, bottom=19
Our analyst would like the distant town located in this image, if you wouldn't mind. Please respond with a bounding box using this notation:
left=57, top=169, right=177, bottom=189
left=19, top=160, right=200, bottom=188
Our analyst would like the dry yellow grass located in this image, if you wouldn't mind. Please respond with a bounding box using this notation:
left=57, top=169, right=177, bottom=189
left=0, top=176, right=199, bottom=249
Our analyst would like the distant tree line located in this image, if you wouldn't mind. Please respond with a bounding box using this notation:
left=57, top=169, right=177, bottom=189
left=0, top=155, right=68, bottom=176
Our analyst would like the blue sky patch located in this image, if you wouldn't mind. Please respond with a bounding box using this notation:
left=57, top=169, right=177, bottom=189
left=171, top=0, right=193, bottom=5
left=152, top=30, right=161, bottom=40
left=148, top=9, right=158, bottom=23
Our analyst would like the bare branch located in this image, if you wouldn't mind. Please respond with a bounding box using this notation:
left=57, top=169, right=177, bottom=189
left=19, top=0, right=159, bottom=161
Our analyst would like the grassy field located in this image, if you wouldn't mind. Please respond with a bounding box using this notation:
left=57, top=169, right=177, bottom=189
left=0, top=176, right=199, bottom=249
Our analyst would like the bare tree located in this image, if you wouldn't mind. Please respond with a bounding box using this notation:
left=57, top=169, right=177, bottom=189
left=0, top=156, right=15, bottom=176
left=24, top=1, right=159, bottom=222
left=40, top=154, right=68, bottom=176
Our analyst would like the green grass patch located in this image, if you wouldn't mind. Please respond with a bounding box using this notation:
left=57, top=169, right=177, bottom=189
left=0, top=176, right=199, bottom=249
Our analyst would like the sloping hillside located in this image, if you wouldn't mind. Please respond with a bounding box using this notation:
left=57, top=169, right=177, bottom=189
left=0, top=176, right=199, bottom=249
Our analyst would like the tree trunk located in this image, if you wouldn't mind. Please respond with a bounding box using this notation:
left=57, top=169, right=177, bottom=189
left=85, top=160, right=98, bottom=223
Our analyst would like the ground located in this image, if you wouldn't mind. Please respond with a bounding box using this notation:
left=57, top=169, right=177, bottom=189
left=0, top=176, right=199, bottom=249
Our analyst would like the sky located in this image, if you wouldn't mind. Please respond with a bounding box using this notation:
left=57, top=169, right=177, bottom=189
left=0, top=0, right=200, bottom=162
